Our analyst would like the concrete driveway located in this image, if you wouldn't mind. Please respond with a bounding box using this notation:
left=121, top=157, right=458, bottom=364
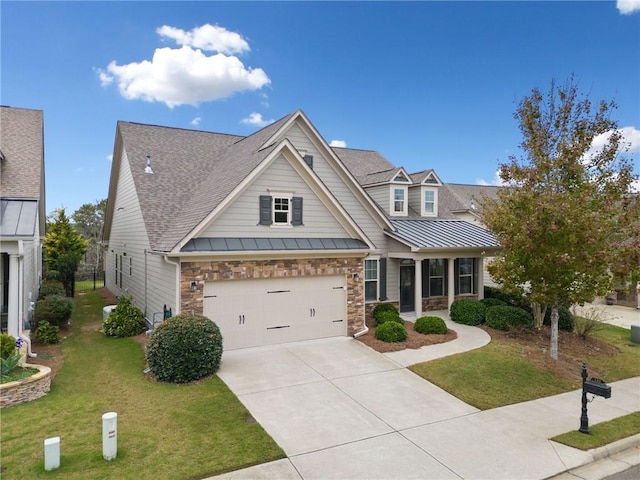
left=217, top=336, right=478, bottom=478
left=213, top=334, right=640, bottom=480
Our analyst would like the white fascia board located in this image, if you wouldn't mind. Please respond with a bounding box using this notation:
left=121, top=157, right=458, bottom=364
left=290, top=112, right=395, bottom=232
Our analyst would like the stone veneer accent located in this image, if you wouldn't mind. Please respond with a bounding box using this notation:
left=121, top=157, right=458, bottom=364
left=181, top=257, right=365, bottom=337
left=0, top=364, right=52, bottom=408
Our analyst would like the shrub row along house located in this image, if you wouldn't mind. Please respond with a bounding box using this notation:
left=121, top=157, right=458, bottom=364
left=103, top=110, right=500, bottom=350
left=0, top=106, right=46, bottom=351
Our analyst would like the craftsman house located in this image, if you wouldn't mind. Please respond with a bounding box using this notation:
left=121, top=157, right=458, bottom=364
left=0, top=106, right=46, bottom=346
left=103, top=110, right=499, bottom=350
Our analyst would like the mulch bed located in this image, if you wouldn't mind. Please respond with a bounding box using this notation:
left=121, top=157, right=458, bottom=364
left=356, top=320, right=457, bottom=353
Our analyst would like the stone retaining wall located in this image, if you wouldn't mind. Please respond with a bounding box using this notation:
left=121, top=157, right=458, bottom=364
left=0, top=364, right=52, bottom=408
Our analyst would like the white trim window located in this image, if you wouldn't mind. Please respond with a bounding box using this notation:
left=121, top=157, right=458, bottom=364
left=391, top=187, right=407, bottom=215
left=423, top=188, right=437, bottom=216
left=458, top=258, right=474, bottom=294
left=273, top=196, right=291, bottom=225
left=364, top=258, right=379, bottom=302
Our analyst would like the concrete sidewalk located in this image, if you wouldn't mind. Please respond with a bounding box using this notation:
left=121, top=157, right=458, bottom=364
left=208, top=306, right=640, bottom=480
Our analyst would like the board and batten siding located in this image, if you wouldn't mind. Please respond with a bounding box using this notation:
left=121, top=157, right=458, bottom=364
left=200, top=155, right=350, bottom=239
left=271, top=123, right=388, bottom=250
left=106, top=150, right=177, bottom=318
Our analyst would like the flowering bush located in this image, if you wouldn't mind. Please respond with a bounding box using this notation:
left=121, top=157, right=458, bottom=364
left=0, top=335, right=23, bottom=377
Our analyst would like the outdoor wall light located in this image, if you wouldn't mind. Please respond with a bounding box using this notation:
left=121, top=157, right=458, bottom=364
left=190, top=281, right=198, bottom=292
left=353, top=273, right=360, bottom=282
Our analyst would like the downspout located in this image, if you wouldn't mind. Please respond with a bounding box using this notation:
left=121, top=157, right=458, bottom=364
left=352, top=253, right=369, bottom=338
left=163, top=255, right=180, bottom=314
left=16, top=240, right=37, bottom=357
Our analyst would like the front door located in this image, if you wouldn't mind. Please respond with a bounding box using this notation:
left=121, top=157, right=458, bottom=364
left=399, top=265, right=414, bottom=313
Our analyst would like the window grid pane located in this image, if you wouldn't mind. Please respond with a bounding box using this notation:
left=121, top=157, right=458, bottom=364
left=394, top=188, right=405, bottom=212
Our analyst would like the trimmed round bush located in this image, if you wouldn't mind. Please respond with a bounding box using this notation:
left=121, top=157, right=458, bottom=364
left=375, top=310, right=404, bottom=326
left=146, top=313, right=223, bottom=383
left=485, top=305, right=533, bottom=331
left=372, top=303, right=398, bottom=320
left=38, top=280, right=65, bottom=299
left=33, top=294, right=73, bottom=328
left=33, top=321, right=60, bottom=344
left=414, top=316, right=447, bottom=335
left=480, top=297, right=507, bottom=308
left=374, top=321, right=408, bottom=343
left=449, top=299, right=487, bottom=326
left=543, top=306, right=574, bottom=332
left=102, top=296, right=146, bottom=337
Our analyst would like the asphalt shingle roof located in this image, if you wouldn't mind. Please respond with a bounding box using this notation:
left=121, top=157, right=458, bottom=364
left=438, top=183, right=502, bottom=218
left=0, top=106, right=44, bottom=200
left=388, top=218, right=500, bottom=250
left=331, top=147, right=396, bottom=184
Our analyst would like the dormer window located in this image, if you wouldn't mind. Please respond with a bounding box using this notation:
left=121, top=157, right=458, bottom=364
left=422, top=187, right=438, bottom=216
left=392, top=187, right=407, bottom=215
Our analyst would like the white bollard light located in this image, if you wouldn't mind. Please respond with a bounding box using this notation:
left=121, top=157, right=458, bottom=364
left=44, top=436, right=60, bottom=471
left=102, top=412, right=118, bottom=461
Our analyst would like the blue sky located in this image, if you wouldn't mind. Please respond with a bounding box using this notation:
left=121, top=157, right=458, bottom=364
left=2, top=1, right=639, bottom=215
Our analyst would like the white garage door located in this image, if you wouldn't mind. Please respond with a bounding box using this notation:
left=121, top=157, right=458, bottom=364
left=203, top=275, right=347, bottom=350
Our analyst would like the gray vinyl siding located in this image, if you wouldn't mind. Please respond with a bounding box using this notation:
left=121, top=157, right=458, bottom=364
left=386, top=257, right=400, bottom=303
left=106, top=150, right=177, bottom=317
left=365, top=185, right=390, bottom=214
left=272, top=123, right=388, bottom=250
left=201, top=155, right=349, bottom=238
left=408, top=186, right=422, bottom=216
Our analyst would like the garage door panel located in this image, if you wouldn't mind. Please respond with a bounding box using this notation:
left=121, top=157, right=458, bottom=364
left=203, top=275, right=347, bottom=350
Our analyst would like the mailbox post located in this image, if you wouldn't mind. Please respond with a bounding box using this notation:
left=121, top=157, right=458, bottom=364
left=579, top=363, right=611, bottom=434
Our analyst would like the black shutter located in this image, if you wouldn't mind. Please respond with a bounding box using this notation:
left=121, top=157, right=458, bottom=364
left=292, top=197, right=303, bottom=225
left=303, top=155, right=313, bottom=169
left=379, top=257, right=387, bottom=301
left=259, top=195, right=272, bottom=225
left=454, top=258, right=459, bottom=295
left=443, top=259, right=449, bottom=296
left=473, top=258, right=479, bottom=295
left=422, top=260, right=429, bottom=297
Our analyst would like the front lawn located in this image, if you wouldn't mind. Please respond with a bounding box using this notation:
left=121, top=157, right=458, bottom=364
left=0, top=291, right=284, bottom=479
left=551, top=411, right=640, bottom=450
left=409, top=322, right=640, bottom=410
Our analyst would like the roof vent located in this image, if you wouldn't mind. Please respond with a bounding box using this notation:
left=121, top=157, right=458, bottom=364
left=144, top=155, right=154, bottom=174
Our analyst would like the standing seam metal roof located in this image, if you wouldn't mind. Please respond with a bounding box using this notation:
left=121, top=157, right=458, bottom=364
left=388, top=218, right=500, bottom=250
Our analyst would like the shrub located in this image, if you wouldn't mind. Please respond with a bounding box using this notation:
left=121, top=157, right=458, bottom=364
left=485, top=305, right=533, bottom=331
left=375, top=311, right=404, bottom=326
left=146, top=313, right=224, bottom=383
left=33, top=321, right=60, bottom=344
left=480, top=297, right=507, bottom=309
left=449, top=299, right=487, bottom=326
left=573, top=306, right=607, bottom=339
left=544, top=306, right=575, bottom=332
left=414, top=316, right=447, bottom=335
left=374, top=321, right=407, bottom=343
left=102, top=296, right=146, bottom=337
left=38, top=280, right=65, bottom=299
left=33, top=295, right=73, bottom=329
left=0, top=334, right=17, bottom=359
left=372, top=303, right=398, bottom=320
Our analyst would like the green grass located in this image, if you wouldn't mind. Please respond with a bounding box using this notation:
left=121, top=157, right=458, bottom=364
left=0, top=292, right=284, bottom=480
left=409, top=323, right=640, bottom=411
left=1, top=366, right=40, bottom=384
left=551, top=412, right=640, bottom=450
left=409, top=340, right=578, bottom=410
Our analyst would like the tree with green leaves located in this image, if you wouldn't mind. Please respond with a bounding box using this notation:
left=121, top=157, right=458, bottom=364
left=481, top=76, right=639, bottom=360
left=72, top=199, right=107, bottom=273
left=44, top=208, right=88, bottom=296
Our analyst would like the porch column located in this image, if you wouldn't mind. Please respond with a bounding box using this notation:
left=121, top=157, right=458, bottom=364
left=447, top=257, right=456, bottom=309
left=414, top=260, right=422, bottom=318
left=7, top=254, right=20, bottom=338
left=477, top=257, right=484, bottom=299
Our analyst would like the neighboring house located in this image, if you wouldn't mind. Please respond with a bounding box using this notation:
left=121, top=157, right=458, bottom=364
left=103, top=110, right=499, bottom=350
left=0, top=106, right=46, bottom=347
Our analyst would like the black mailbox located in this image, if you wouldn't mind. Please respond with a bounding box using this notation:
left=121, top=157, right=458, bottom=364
left=584, top=378, right=611, bottom=398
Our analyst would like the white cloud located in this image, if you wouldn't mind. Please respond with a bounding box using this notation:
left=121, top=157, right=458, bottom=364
left=330, top=140, right=347, bottom=148
left=97, top=24, right=270, bottom=108
left=241, top=112, right=274, bottom=128
left=617, top=0, right=640, bottom=14
left=584, top=126, right=640, bottom=161
left=191, top=117, right=201, bottom=126
left=156, top=24, right=250, bottom=55
left=476, top=169, right=506, bottom=186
